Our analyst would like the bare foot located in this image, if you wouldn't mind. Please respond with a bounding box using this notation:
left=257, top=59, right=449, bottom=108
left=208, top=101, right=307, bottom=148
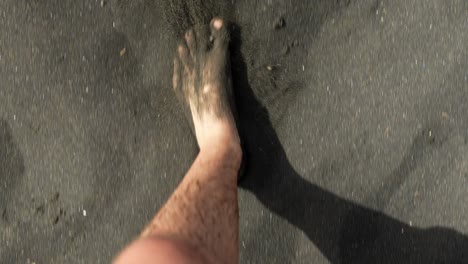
left=173, top=18, right=242, bottom=166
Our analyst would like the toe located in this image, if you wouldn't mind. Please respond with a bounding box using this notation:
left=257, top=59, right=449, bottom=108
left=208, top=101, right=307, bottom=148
left=185, top=29, right=197, bottom=58
left=210, top=18, right=230, bottom=49
left=177, top=43, right=192, bottom=70
left=173, top=57, right=180, bottom=91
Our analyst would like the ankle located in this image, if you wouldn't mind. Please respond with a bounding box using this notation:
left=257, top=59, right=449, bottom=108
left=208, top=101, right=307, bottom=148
left=196, top=119, right=240, bottom=149
left=199, top=139, right=242, bottom=172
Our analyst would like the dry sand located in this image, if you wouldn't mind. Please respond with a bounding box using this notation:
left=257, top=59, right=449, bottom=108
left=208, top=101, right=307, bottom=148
left=1, top=0, right=468, bottom=263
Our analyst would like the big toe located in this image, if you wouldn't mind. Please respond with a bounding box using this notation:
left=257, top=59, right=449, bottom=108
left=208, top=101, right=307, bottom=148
left=210, top=18, right=230, bottom=49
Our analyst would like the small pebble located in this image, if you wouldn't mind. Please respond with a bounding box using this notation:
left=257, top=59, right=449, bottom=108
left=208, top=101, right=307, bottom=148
left=83, top=210, right=87, bottom=216
left=274, top=16, right=286, bottom=30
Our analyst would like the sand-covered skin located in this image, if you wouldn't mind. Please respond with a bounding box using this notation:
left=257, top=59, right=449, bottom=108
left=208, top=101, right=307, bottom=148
left=1, top=0, right=468, bottom=263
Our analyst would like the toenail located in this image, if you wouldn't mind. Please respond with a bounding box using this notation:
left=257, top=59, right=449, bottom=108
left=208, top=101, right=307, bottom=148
left=178, top=45, right=185, bottom=54
left=213, top=19, right=223, bottom=30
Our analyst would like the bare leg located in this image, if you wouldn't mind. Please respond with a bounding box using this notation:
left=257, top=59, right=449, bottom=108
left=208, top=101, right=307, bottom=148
left=114, top=18, right=241, bottom=264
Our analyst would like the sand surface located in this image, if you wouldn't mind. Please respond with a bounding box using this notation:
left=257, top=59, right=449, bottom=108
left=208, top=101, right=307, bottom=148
left=1, top=0, right=468, bottom=263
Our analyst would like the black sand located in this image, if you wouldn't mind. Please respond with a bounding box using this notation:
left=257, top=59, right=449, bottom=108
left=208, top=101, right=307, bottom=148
left=1, top=0, right=468, bottom=263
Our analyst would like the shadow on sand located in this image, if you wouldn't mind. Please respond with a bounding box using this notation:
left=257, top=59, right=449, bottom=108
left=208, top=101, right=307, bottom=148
left=231, top=26, right=468, bottom=264
left=0, top=119, right=25, bottom=216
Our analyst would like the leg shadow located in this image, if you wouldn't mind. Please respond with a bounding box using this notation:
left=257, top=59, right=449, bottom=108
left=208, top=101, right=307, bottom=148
left=230, top=26, right=468, bottom=264
left=0, top=119, right=25, bottom=218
